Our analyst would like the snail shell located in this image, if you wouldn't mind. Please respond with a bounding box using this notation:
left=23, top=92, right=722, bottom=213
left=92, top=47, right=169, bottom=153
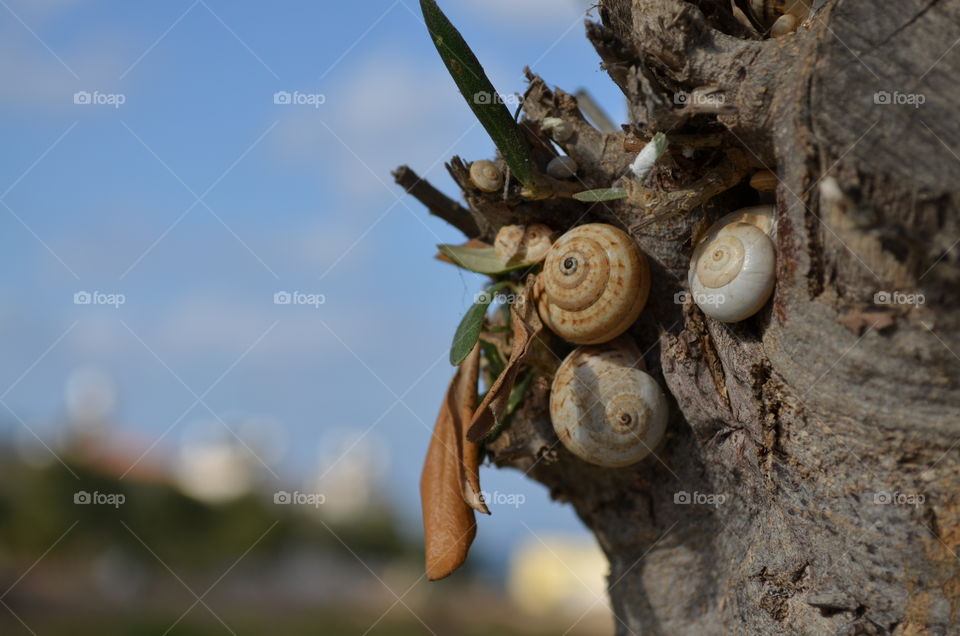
left=494, top=223, right=554, bottom=265
left=749, top=170, right=778, bottom=192
left=688, top=205, right=776, bottom=322
left=550, top=342, right=668, bottom=467
left=537, top=223, right=650, bottom=345
left=546, top=156, right=578, bottom=179
left=747, top=0, right=810, bottom=33
left=469, top=160, right=504, bottom=193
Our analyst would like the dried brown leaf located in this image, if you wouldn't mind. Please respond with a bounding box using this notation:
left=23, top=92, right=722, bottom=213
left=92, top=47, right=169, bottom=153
left=420, top=344, right=485, bottom=581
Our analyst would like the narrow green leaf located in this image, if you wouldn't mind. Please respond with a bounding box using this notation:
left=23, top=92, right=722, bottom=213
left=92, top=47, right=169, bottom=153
left=449, top=282, right=512, bottom=365
left=478, top=339, right=505, bottom=380
left=438, top=244, right=537, bottom=275
left=450, top=299, right=489, bottom=365
left=505, top=370, right=535, bottom=416
left=484, top=369, right=535, bottom=441
left=419, top=0, right=535, bottom=188
left=573, top=188, right=628, bottom=202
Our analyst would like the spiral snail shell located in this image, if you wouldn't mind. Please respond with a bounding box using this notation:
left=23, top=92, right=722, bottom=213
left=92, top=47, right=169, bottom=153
left=537, top=223, right=650, bottom=345
left=550, top=341, right=668, bottom=467
left=469, top=160, right=504, bottom=193
left=688, top=205, right=776, bottom=322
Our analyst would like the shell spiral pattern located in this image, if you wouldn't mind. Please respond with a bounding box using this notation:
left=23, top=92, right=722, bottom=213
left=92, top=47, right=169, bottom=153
left=550, top=344, right=668, bottom=467
left=537, top=223, right=650, bottom=345
left=688, top=205, right=776, bottom=322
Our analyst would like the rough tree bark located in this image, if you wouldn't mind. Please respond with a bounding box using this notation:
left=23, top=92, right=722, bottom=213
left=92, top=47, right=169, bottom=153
left=398, top=0, right=960, bottom=633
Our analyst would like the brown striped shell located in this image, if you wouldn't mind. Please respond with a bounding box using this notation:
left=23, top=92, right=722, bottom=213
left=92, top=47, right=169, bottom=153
left=747, top=0, right=811, bottom=29
left=550, top=342, right=668, bottom=467
left=536, top=223, right=650, bottom=345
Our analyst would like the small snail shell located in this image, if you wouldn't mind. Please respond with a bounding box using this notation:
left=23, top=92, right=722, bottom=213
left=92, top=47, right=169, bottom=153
left=537, top=223, right=650, bottom=345
left=494, top=223, right=554, bottom=265
left=550, top=342, right=668, bottom=467
left=546, top=156, right=578, bottom=179
left=747, top=0, right=810, bottom=35
left=688, top=205, right=776, bottom=322
left=541, top=117, right=573, bottom=143
left=749, top=170, right=778, bottom=192
left=469, top=160, right=504, bottom=193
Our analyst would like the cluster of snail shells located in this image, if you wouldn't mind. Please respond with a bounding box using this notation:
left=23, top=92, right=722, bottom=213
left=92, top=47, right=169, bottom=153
left=494, top=223, right=554, bottom=265
left=530, top=223, right=666, bottom=467
left=537, top=223, right=650, bottom=346
left=550, top=341, right=668, bottom=467
left=688, top=205, right=776, bottom=322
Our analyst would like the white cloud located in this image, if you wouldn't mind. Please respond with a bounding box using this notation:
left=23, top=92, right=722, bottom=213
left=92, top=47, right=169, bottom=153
left=272, top=53, right=475, bottom=201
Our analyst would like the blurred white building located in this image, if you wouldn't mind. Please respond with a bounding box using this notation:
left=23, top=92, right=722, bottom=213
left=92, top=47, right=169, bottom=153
left=508, top=534, right=610, bottom=617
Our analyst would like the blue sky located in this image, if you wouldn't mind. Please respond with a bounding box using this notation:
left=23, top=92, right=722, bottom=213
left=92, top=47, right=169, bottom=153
left=0, top=0, right=626, bottom=561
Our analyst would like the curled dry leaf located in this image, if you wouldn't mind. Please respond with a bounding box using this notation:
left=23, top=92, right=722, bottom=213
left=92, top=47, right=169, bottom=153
left=420, top=343, right=486, bottom=582
left=455, top=345, right=487, bottom=514
left=467, top=278, right=544, bottom=442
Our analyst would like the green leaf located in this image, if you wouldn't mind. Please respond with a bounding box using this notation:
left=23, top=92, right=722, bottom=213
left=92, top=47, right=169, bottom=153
left=478, top=339, right=505, bottom=380
left=450, top=298, right=490, bottom=365
left=419, top=0, right=535, bottom=188
left=484, top=369, right=535, bottom=441
left=449, top=282, right=512, bottom=365
left=437, top=244, right=537, bottom=275
left=505, top=369, right=535, bottom=416
left=573, top=188, right=628, bottom=202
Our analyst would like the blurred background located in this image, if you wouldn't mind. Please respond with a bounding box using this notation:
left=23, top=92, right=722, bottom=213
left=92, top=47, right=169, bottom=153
left=0, top=0, right=628, bottom=633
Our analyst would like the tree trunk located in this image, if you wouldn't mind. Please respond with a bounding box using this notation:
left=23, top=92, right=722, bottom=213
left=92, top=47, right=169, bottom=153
left=401, top=0, right=960, bottom=633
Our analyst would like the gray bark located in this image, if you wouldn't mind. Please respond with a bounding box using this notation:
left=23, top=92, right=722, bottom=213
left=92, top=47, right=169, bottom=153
left=401, top=0, right=960, bottom=633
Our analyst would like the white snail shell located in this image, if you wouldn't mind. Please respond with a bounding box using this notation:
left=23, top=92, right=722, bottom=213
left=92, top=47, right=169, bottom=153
left=546, top=156, right=578, bottom=179
left=469, top=160, right=504, bottom=193
left=494, top=223, right=554, bottom=265
left=688, top=205, right=776, bottom=322
left=550, top=342, right=668, bottom=468
left=537, top=223, right=650, bottom=345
